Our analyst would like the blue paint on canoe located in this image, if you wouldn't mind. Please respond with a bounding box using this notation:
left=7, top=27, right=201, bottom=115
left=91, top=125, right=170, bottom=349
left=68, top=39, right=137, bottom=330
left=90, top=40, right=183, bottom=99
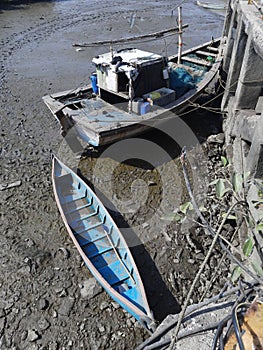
left=52, top=156, right=156, bottom=332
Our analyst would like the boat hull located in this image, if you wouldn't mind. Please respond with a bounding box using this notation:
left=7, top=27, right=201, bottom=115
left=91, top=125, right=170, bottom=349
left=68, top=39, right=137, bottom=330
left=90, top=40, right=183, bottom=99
left=196, top=0, right=226, bottom=10
left=52, top=155, right=156, bottom=332
left=43, top=38, right=224, bottom=147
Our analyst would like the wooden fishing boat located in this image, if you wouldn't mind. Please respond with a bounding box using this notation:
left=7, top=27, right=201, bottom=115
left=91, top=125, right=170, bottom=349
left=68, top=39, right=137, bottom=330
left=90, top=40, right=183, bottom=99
left=52, top=155, right=156, bottom=332
left=43, top=35, right=224, bottom=147
left=196, top=0, right=226, bottom=10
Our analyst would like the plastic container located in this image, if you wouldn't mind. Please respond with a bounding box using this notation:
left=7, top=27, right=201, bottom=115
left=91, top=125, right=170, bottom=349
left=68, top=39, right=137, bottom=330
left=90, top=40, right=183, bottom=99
left=140, top=102, right=151, bottom=115
left=90, top=73, right=98, bottom=94
left=143, top=87, right=175, bottom=107
left=132, top=98, right=144, bottom=114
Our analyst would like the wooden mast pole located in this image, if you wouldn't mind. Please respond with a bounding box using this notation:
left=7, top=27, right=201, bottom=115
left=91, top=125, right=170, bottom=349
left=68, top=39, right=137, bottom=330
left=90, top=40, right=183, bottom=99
left=177, top=6, right=182, bottom=64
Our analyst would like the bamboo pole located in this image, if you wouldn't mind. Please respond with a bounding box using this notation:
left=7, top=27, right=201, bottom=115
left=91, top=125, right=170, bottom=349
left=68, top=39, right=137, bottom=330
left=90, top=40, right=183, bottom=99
left=73, top=24, right=188, bottom=47
left=177, top=6, right=183, bottom=64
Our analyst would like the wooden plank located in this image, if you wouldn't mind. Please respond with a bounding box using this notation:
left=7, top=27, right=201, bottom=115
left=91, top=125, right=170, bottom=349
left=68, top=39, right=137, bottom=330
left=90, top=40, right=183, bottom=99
left=64, top=200, right=93, bottom=215
left=181, top=56, right=212, bottom=67
left=206, top=46, right=219, bottom=53
left=98, top=260, right=130, bottom=286
left=77, top=228, right=107, bottom=246
left=196, top=50, right=217, bottom=58
left=60, top=189, right=87, bottom=205
left=87, top=245, right=113, bottom=259
left=73, top=215, right=106, bottom=234
left=69, top=206, right=99, bottom=224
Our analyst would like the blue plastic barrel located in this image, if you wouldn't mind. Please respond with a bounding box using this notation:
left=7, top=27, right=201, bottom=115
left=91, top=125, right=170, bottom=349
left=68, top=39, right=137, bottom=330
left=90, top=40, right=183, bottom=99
left=90, top=73, right=98, bottom=94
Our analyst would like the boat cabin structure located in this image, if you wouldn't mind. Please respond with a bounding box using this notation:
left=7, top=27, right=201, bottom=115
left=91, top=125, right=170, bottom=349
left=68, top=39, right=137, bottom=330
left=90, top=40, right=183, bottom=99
left=92, top=48, right=173, bottom=113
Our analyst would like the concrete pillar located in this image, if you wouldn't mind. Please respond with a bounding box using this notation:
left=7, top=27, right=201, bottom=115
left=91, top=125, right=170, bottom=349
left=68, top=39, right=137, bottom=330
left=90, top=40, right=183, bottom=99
left=245, top=115, right=263, bottom=177
left=221, top=16, right=247, bottom=110
left=223, top=0, right=234, bottom=36
left=222, top=1, right=238, bottom=73
left=235, top=33, right=263, bottom=110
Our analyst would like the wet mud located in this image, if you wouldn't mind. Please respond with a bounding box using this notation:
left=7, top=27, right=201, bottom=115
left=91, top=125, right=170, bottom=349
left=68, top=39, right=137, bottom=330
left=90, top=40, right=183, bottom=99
left=1, top=1, right=226, bottom=349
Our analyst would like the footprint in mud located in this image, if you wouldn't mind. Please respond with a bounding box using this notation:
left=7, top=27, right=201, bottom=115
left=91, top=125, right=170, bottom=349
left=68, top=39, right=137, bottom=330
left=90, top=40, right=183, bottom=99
left=16, top=244, right=52, bottom=274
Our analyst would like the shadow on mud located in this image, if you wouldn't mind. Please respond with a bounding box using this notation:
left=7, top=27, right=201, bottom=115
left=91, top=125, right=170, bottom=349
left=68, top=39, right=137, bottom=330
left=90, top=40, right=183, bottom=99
left=129, top=239, right=181, bottom=322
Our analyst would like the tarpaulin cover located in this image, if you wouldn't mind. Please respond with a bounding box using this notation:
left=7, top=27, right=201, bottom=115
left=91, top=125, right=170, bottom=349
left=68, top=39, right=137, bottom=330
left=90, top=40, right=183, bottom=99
left=168, top=66, right=196, bottom=98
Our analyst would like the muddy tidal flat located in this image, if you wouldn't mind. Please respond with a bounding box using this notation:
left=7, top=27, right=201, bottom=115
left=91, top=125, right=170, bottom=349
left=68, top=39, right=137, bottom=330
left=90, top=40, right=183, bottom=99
left=1, top=1, right=226, bottom=349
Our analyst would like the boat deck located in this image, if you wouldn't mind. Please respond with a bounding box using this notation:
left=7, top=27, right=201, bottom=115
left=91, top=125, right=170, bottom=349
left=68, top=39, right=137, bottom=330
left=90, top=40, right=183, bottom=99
left=67, top=98, right=140, bottom=132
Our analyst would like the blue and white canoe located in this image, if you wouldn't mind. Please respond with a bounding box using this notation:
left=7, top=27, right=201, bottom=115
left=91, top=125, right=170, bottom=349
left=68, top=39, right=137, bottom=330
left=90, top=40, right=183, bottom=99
left=52, top=155, right=156, bottom=332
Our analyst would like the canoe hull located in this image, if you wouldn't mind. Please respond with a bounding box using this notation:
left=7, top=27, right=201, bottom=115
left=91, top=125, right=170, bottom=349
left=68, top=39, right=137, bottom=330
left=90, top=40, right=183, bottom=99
left=52, top=155, right=156, bottom=332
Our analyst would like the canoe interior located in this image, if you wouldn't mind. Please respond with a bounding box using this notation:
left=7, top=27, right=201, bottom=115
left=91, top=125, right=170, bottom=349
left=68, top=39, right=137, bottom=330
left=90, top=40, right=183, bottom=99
left=53, top=159, right=151, bottom=317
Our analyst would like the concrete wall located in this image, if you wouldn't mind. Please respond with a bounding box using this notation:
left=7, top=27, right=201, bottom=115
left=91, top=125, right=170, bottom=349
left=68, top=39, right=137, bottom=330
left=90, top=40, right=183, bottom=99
left=220, top=0, right=263, bottom=265
left=222, top=0, right=263, bottom=179
left=222, top=0, right=263, bottom=111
